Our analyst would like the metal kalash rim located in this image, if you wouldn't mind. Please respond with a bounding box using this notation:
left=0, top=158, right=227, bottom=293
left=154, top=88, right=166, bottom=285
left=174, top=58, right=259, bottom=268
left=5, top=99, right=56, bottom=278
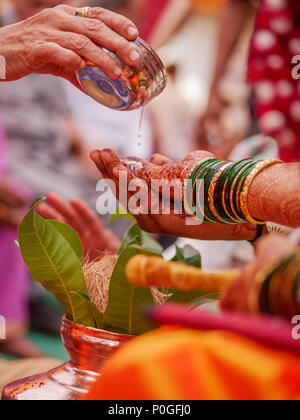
left=135, top=37, right=168, bottom=92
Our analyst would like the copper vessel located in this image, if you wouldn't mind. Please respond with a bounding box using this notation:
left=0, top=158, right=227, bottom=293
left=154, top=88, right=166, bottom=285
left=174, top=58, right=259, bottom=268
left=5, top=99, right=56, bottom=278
left=2, top=316, right=132, bottom=400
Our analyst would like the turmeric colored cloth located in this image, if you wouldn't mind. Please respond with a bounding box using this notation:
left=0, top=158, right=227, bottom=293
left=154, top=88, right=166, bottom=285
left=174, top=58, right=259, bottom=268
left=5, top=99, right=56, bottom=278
left=87, top=328, right=300, bottom=400
left=191, top=0, right=226, bottom=13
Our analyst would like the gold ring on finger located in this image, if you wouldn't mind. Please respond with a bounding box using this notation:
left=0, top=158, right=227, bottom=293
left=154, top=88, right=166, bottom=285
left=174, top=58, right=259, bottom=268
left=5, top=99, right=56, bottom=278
left=75, top=6, right=91, bottom=18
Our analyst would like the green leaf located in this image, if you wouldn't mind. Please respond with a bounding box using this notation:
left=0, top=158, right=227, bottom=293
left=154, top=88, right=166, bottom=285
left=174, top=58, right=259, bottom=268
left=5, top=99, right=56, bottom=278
left=103, top=245, right=162, bottom=335
left=18, top=199, right=95, bottom=327
left=71, top=292, right=104, bottom=329
left=47, top=220, right=83, bottom=261
left=167, top=290, right=220, bottom=307
left=171, top=245, right=202, bottom=268
left=118, top=223, right=163, bottom=255
left=109, top=209, right=137, bottom=226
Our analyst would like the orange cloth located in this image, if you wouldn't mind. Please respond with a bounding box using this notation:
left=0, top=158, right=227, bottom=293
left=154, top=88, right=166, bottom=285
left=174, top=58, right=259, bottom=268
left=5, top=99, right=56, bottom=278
left=87, top=328, right=300, bottom=400
left=191, top=0, right=226, bottom=13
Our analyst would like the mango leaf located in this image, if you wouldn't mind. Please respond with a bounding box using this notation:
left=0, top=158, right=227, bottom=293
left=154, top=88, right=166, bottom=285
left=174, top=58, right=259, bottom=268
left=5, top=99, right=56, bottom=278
left=109, top=209, right=137, bottom=226
left=71, top=292, right=104, bottom=330
left=167, top=290, right=220, bottom=307
left=103, top=245, right=162, bottom=335
left=118, top=223, right=163, bottom=255
left=47, top=220, right=83, bottom=261
left=171, top=244, right=202, bottom=268
left=18, top=199, right=95, bottom=327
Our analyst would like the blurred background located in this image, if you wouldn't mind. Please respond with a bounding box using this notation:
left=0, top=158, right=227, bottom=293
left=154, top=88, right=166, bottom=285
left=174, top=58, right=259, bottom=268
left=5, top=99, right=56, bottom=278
left=0, top=0, right=270, bottom=361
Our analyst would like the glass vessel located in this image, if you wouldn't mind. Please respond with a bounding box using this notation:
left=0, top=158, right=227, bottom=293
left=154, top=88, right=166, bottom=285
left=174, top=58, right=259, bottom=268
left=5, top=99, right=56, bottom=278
left=77, top=38, right=168, bottom=111
left=2, top=316, right=133, bottom=400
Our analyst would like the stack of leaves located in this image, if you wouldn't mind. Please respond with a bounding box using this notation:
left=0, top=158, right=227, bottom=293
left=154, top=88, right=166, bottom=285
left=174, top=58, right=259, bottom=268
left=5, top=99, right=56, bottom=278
left=18, top=199, right=219, bottom=335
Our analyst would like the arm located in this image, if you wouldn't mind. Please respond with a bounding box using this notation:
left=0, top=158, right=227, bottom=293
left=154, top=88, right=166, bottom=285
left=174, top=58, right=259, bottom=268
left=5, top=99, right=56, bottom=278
left=90, top=149, right=300, bottom=242
left=209, top=0, right=252, bottom=95
left=248, top=163, right=300, bottom=228
left=149, top=0, right=192, bottom=50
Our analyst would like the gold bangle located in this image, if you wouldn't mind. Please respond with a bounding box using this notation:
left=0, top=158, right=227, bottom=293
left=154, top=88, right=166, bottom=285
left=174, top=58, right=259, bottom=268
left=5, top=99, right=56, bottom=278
left=208, top=163, right=232, bottom=223
left=229, top=165, right=254, bottom=223
left=240, top=158, right=282, bottom=225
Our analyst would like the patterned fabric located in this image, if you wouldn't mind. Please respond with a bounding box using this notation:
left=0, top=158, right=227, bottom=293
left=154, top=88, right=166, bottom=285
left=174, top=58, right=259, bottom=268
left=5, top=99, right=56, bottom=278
left=87, top=327, right=300, bottom=400
left=248, top=0, right=300, bottom=162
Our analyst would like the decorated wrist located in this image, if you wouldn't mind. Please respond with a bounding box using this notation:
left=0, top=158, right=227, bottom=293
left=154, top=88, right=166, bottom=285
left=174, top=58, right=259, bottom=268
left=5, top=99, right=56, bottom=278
left=185, top=157, right=282, bottom=225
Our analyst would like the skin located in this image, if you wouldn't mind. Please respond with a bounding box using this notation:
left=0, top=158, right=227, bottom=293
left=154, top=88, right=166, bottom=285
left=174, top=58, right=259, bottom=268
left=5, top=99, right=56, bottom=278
left=0, top=3, right=140, bottom=87
left=0, top=178, right=25, bottom=226
left=90, top=149, right=300, bottom=233
left=38, top=193, right=121, bottom=261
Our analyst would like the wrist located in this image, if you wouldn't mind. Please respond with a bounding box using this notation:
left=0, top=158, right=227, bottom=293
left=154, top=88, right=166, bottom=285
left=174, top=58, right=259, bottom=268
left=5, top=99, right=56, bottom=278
left=248, top=163, right=286, bottom=222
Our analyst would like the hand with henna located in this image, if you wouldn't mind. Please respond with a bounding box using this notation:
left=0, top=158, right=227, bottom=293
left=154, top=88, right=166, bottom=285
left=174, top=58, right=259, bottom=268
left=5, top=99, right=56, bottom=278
left=38, top=193, right=121, bottom=261
left=90, top=149, right=300, bottom=240
left=90, top=149, right=259, bottom=241
left=220, top=234, right=299, bottom=313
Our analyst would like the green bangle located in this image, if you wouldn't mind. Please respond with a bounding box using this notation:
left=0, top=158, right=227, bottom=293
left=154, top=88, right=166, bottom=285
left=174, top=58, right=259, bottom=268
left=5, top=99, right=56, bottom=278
left=185, top=159, right=218, bottom=217
left=190, top=159, right=220, bottom=185
left=192, top=160, right=222, bottom=208
left=185, top=159, right=219, bottom=217
left=225, top=160, right=255, bottom=223
left=214, top=162, right=240, bottom=224
left=194, top=161, right=225, bottom=223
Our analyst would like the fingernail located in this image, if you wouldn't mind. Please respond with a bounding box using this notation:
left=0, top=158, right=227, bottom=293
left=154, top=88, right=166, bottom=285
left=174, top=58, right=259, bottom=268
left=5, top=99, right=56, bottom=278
left=79, top=59, right=86, bottom=71
left=127, top=26, right=138, bottom=37
left=129, top=49, right=140, bottom=62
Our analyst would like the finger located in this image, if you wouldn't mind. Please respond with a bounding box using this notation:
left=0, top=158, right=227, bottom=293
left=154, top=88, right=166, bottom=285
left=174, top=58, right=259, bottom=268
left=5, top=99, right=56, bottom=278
left=90, top=150, right=109, bottom=178
left=101, top=150, right=146, bottom=209
left=58, top=5, right=139, bottom=41
left=98, top=149, right=125, bottom=180
left=38, top=203, right=66, bottom=224
left=69, top=198, right=104, bottom=232
left=57, top=15, right=140, bottom=67
left=149, top=154, right=172, bottom=166
left=31, top=42, right=85, bottom=72
left=46, top=193, right=85, bottom=233
left=56, top=32, right=123, bottom=79
left=0, top=183, right=25, bottom=208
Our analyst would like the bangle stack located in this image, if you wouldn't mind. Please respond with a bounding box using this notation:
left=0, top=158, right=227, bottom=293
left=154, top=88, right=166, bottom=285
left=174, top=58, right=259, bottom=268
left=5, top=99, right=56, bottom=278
left=249, top=251, right=300, bottom=319
left=185, top=158, right=282, bottom=225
